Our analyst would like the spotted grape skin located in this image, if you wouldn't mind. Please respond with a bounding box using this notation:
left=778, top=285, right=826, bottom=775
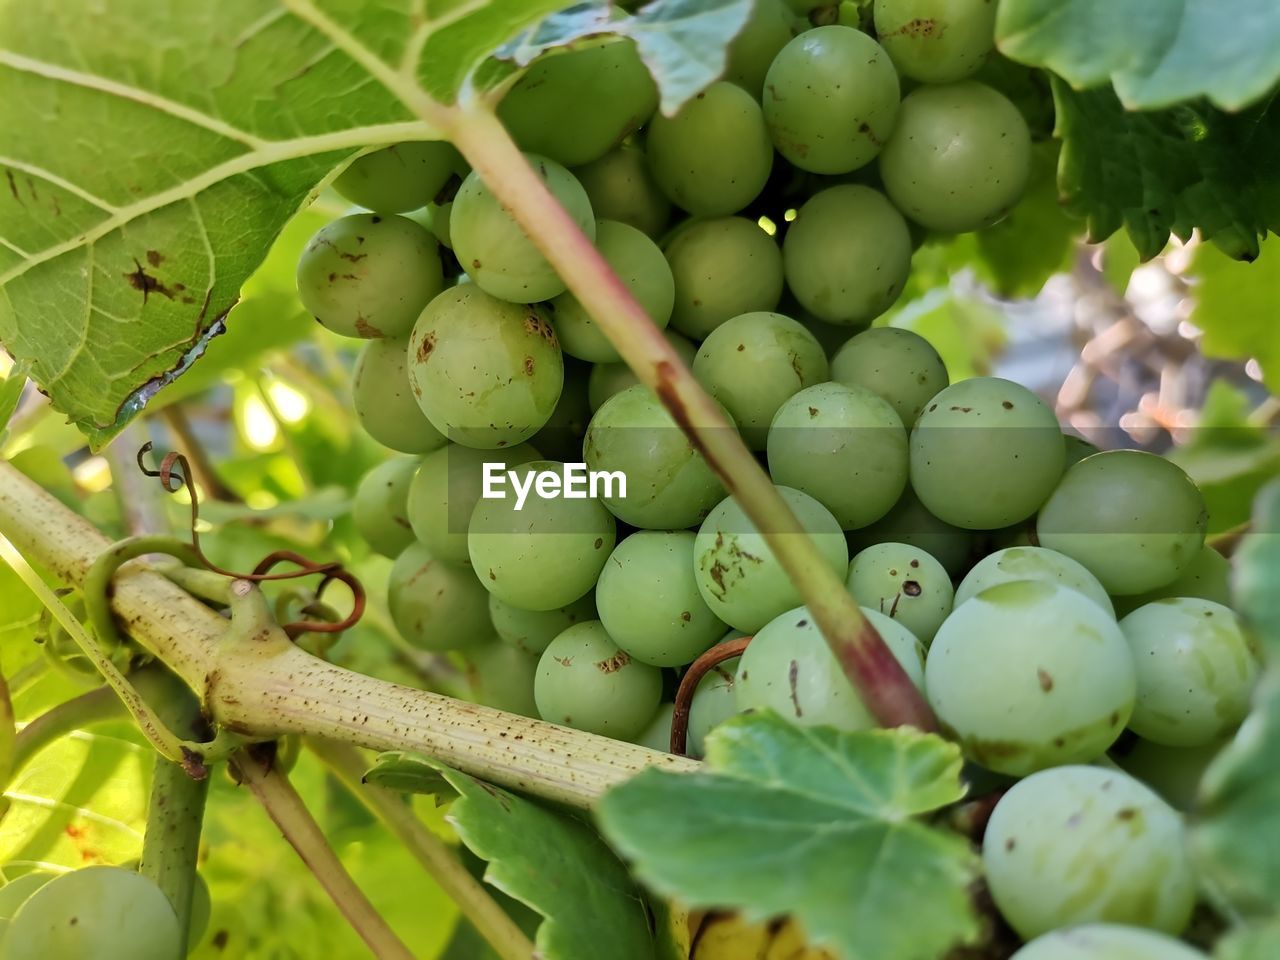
left=688, top=654, right=742, bottom=759
left=664, top=217, right=785, bottom=339
left=873, top=0, right=997, bottom=84
left=845, top=542, right=953, bottom=645
left=955, top=546, right=1114, bottom=616
left=388, top=542, right=492, bottom=652
left=489, top=592, right=597, bottom=656
left=352, top=338, right=447, bottom=454
left=830, top=326, right=949, bottom=427
left=333, top=140, right=465, bottom=213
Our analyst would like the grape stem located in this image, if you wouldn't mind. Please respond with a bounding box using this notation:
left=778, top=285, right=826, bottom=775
left=308, top=738, right=536, bottom=960
left=444, top=106, right=936, bottom=733
left=670, top=636, right=752, bottom=756
left=140, top=756, right=209, bottom=945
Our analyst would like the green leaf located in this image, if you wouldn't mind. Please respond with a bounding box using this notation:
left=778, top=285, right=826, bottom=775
left=1190, top=235, right=1280, bottom=393
left=0, top=358, right=29, bottom=443
left=1234, top=480, right=1280, bottom=657
left=997, top=0, right=1280, bottom=111
left=1053, top=81, right=1280, bottom=260
left=363, top=751, right=460, bottom=806
left=595, top=712, right=981, bottom=960
left=884, top=287, right=1008, bottom=383
left=1216, top=919, right=1280, bottom=960
left=437, top=762, right=657, bottom=960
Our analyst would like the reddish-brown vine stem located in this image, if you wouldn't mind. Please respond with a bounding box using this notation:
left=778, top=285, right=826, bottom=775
left=670, top=635, right=752, bottom=757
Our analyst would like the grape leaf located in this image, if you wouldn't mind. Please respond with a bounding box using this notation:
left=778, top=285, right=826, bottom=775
left=1234, top=480, right=1280, bottom=658
left=436, top=762, right=658, bottom=960
left=363, top=751, right=460, bottom=805
left=997, top=0, right=1280, bottom=111
left=1053, top=80, right=1280, bottom=261
left=595, top=712, right=981, bottom=960
left=1189, top=235, right=1280, bottom=393
left=0, top=358, right=28, bottom=444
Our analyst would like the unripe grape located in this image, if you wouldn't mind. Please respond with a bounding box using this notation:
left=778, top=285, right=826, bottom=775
left=352, top=455, right=419, bottom=558
left=333, top=140, right=465, bottom=213
left=530, top=358, right=591, bottom=461
left=846, top=542, right=953, bottom=645
left=873, top=0, right=997, bottom=83
left=665, top=217, right=784, bottom=339
left=849, top=487, right=974, bottom=578
left=572, top=144, right=671, bottom=238
left=633, top=702, right=676, bottom=752
left=955, top=546, right=1113, bottom=615
left=535, top=621, right=663, bottom=738
left=830, top=326, right=948, bottom=427
left=489, top=591, right=597, bottom=656
left=464, top=641, right=539, bottom=717
left=388, top=542, right=492, bottom=651
left=588, top=330, right=697, bottom=411
left=688, top=651, right=742, bottom=758
left=451, top=154, right=595, bottom=302
left=351, top=338, right=447, bottom=454
left=1009, top=925, right=1208, bottom=960
left=297, top=214, right=443, bottom=338
left=0, top=872, right=53, bottom=920
left=1112, top=545, right=1232, bottom=617
left=725, top=0, right=796, bottom=97
left=1111, top=734, right=1229, bottom=812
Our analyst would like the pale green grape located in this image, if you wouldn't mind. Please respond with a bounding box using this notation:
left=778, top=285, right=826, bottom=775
left=389, top=542, right=492, bottom=651
left=588, top=330, right=697, bottom=411
left=596, top=531, right=726, bottom=667
left=407, top=286, right=563, bottom=449
left=352, top=337, right=448, bottom=454
left=549, top=220, right=674, bottom=362
left=874, top=0, right=997, bottom=83
left=925, top=581, right=1135, bottom=775
left=665, top=217, right=785, bottom=339
left=984, top=766, right=1196, bottom=939
left=845, top=542, right=953, bottom=645
left=955, top=546, right=1114, bottom=615
left=530, top=358, right=591, bottom=461
left=406, top=443, right=540, bottom=566
left=2, top=867, right=181, bottom=960
left=694, top=488, right=848, bottom=632
left=425, top=201, right=453, bottom=249
left=489, top=591, right=597, bottom=656
left=735, top=606, right=924, bottom=730
left=1037, top=451, right=1208, bottom=595
left=849, top=487, right=974, bottom=578
left=693, top=312, right=828, bottom=450
left=297, top=214, right=444, bottom=338
left=352, top=455, right=419, bottom=558
left=572, top=144, right=671, bottom=238
left=725, top=0, right=796, bottom=97
left=910, top=377, right=1065, bottom=529
left=1063, top=433, right=1100, bottom=469
left=1120, top=599, right=1259, bottom=747
left=1112, top=734, right=1229, bottom=812
left=333, top=140, right=465, bottom=213
left=468, top=461, right=616, bottom=610
left=830, top=327, right=949, bottom=427
left=451, top=154, right=595, bottom=302
left=646, top=82, right=774, bottom=216
left=464, top=641, right=538, bottom=717
left=187, top=872, right=211, bottom=950
left=633, top=703, right=676, bottom=752
left=1010, top=925, right=1208, bottom=960
left=762, top=26, right=899, bottom=174
left=767, top=382, right=909, bottom=528
left=0, top=873, right=52, bottom=920
left=1113, top=545, right=1232, bottom=617
left=688, top=654, right=741, bottom=759
left=583, top=384, right=727, bottom=529
left=879, top=81, right=1031, bottom=233
left=782, top=185, right=913, bottom=326
left=497, top=41, right=657, bottom=167
left=534, top=621, right=663, bottom=738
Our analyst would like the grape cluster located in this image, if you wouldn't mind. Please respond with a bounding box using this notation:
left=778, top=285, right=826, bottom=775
left=299, top=4, right=1252, bottom=954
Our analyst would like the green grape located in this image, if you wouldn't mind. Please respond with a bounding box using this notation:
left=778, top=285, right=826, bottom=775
left=297, top=214, right=444, bottom=339
left=388, top=541, right=492, bottom=651
left=352, top=455, right=419, bottom=558
left=664, top=217, right=785, bottom=339
left=830, top=326, right=949, bottom=427
left=187, top=871, right=211, bottom=950
left=782, top=185, right=912, bottom=326
left=984, top=766, right=1196, bottom=939
left=955, top=546, right=1114, bottom=615
left=588, top=330, right=697, bottom=411
left=873, top=0, right=997, bottom=83
left=646, top=82, right=774, bottom=216
left=489, top=591, right=597, bottom=655
left=1037, top=451, right=1208, bottom=596
left=0, top=873, right=53, bottom=920
left=407, top=286, right=564, bottom=449
left=530, top=358, right=591, bottom=461
left=1009, top=925, right=1208, bottom=960
left=910, top=377, right=1065, bottom=529
left=762, top=26, right=899, bottom=174
left=849, top=486, right=974, bottom=578
left=425, top=200, right=454, bottom=249
left=767, top=382, right=909, bottom=528
left=497, top=41, right=658, bottom=167
left=333, top=140, right=465, bottom=213
left=549, top=220, right=674, bottom=362
left=1113, top=544, right=1232, bottom=617
left=693, top=312, right=828, bottom=450
left=406, top=443, right=540, bottom=565
left=735, top=606, right=924, bottom=731
left=534, top=621, right=663, bottom=738
left=572, top=144, right=671, bottom=239
left=596, top=531, right=727, bottom=667
left=352, top=336, right=448, bottom=454
left=725, top=0, right=796, bottom=97
left=2, top=866, right=181, bottom=960
left=633, top=703, right=675, bottom=752
left=687, top=654, right=741, bottom=759
left=927, top=581, right=1134, bottom=775
left=583, top=384, right=727, bottom=530
left=1063, top=433, right=1100, bottom=469
left=1111, top=734, right=1230, bottom=812
left=451, top=154, right=595, bottom=302
left=469, top=461, right=617, bottom=610
left=464, top=641, right=539, bottom=717
left=1120, top=599, right=1259, bottom=747
left=845, top=542, right=953, bottom=645
left=694, top=488, right=848, bottom=632
left=879, top=81, right=1032, bottom=233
